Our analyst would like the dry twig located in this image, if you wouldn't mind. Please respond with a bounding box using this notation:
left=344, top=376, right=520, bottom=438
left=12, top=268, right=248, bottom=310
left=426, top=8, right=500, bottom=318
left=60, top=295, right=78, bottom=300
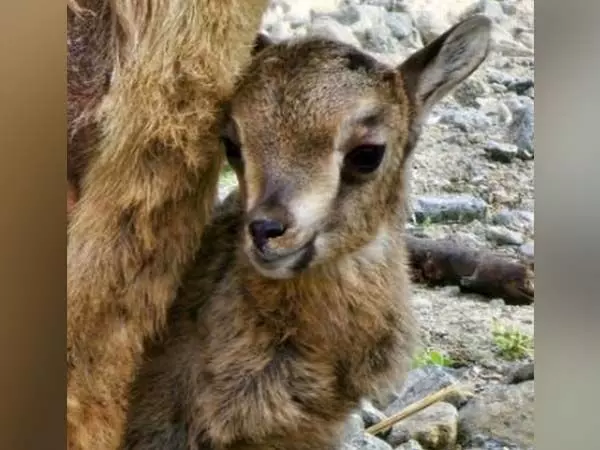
left=365, top=384, right=473, bottom=436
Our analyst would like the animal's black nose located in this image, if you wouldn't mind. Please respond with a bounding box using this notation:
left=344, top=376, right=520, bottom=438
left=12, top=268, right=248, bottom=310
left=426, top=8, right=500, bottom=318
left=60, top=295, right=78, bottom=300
left=248, top=219, right=286, bottom=250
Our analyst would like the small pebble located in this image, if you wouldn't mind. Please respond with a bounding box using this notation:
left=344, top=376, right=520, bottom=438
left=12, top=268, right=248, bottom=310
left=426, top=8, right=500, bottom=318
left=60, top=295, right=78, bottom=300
left=484, top=141, right=519, bottom=163
left=486, top=226, right=525, bottom=246
left=388, top=402, right=459, bottom=450
left=395, top=440, right=424, bottom=450
left=519, top=241, right=534, bottom=259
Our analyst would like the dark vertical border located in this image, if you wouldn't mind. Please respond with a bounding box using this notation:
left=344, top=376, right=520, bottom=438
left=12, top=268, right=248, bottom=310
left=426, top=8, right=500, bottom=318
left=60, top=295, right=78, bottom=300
left=0, top=1, right=65, bottom=449
left=536, top=1, right=599, bottom=449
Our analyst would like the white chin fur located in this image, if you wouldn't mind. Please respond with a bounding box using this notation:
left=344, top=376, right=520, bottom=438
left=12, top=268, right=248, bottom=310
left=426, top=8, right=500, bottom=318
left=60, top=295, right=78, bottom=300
left=247, top=250, right=305, bottom=280
left=252, top=264, right=296, bottom=280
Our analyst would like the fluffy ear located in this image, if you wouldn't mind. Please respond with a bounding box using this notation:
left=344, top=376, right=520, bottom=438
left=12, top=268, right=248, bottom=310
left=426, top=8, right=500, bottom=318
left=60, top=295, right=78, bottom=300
left=252, top=32, right=275, bottom=56
left=399, top=14, right=493, bottom=117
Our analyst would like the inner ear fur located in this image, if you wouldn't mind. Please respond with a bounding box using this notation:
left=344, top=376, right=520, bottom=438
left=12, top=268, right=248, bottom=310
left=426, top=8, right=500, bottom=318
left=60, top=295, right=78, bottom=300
left=399, top=14, right=493, bottom=118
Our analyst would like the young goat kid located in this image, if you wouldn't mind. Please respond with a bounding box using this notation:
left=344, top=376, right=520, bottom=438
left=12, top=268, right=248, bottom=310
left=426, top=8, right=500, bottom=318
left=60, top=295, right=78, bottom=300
left=123, top=15, right=493, bottom=450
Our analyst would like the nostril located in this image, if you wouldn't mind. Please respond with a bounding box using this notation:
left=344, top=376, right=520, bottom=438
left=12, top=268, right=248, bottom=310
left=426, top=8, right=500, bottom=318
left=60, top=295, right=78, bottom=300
left=248, top=219, right=287, bottom=249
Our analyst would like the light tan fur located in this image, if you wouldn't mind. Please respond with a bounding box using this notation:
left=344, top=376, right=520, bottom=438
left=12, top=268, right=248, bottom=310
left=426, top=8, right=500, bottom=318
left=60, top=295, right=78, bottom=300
left=66, top=1, right=269, bottom=449
left=122, top=15, right=492, bottom=450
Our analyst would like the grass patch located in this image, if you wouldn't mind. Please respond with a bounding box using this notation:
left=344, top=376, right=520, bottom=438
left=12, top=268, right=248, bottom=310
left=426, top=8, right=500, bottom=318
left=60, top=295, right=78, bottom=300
left=219, top=163, right=238, bottom=189
left=491, top=320, right=533, bottom=361
left=412, top=347, right=455, bottom=369
left=421, top=216, right=433, bottom=228
left=221, top=162, right=234, bottom=175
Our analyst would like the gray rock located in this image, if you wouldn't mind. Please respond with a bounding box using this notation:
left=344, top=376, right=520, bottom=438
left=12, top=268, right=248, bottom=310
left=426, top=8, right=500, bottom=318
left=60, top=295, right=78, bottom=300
left=360, top=399, right=389, bottom=429
left=503, top=96, right=529, bottom=113
left=489, top=73, right=534, bottom=96
left=490, top=100, right=514, bottom=124
left=360, top=400, right=392, bottom=441
left=387, top=402, right=458, bottom=449
left=453, top=78, right=490, bottom=107
left=343, top=413, right=367, bottom=442
left=307, top=16, right=362, bottom=48
left=312, top=4, right=361, bottom=26
left=515, top=30, right=534, bottom=49
left=507, top=78, right=534, bottom=96
left=505, top=362, right=534, bottom=384
left=491, top=209, right=534, bottom=232
left=261, top=2, right=289, bottom=28
left=406, top=3, right=472, bottom=44
left=394, top=439, right=424, bottom=450
left=463, top=436, right=526, bottom=449
left=458, top=381, right=534, bottom=449
left=384, top=366, right=468, bottom=416
left=485, top=226, right=525, bottom=246
left=524, top=86, right=534, bottom=98
left=345, top=5, right=407, bottom=53
left=360, top=26, right=404, bottom=53
left=486, top=69, right=515, bottom=86
left=283, top=12, right=312, bottom=28
left=385, top=12, right=413, bottom=40
left=518, top=241, right=534, bottom=259
left=490, top=82, right=507, bottom=94
left=490, top=209, right=513, bottom=227
left=266, top=21, right=293, bottom=40
left=342, top=433, right=393, bottom=450
left=350, top=4, right=388, bottom=33
left=270, top=0, right=290, bottom=14
left=412, top=195, right=488, bottom=224
left=439, top=107, right=492, bottom=132
left=508, top=99, right=534, bottom=156
left=488, top=298, right=506, bottom=308
left=453, top=230, right=487, bottom=249
left=484, top=141, right=519, bottom=163
left=443, top=132, right=469, bottom=146
left=462, top=0, right=506, bottom=24
left=500, top=2, right=518, bottom=16
left=515, top=210, right=534, bottom=227
left=362, top=0, right=408, bottom=11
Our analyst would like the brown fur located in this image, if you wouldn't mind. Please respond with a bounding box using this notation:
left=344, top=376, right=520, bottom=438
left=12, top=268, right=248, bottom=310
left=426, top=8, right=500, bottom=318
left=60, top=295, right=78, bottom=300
left=122, top=16, right=492, bottom=450
left=66, top=1, right=269, bottom=449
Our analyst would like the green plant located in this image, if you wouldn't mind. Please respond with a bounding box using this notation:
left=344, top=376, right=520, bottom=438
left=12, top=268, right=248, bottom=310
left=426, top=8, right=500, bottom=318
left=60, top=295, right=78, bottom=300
left=412, top=348, right=455, bottom=368
left=221, top=162, right=234, bottom=175
left=219, top=163, right=238, bottom=188
left=491, top=320, right=533, bottom=360
left=421, top=216, right=433, bottom=228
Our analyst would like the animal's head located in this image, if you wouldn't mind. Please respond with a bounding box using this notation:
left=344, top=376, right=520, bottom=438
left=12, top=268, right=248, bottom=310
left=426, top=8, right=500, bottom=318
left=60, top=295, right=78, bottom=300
left=222, top=15, right=492, bottom=279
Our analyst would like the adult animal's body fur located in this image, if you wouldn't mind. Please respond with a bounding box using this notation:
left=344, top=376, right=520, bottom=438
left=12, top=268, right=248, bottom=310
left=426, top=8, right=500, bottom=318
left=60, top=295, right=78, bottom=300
left=66, top=1, right=269, bottom=449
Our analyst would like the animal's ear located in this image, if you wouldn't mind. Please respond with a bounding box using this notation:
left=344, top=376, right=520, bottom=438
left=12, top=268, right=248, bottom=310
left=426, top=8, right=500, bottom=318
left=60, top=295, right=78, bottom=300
left=398, top=14, right=492, bottom=118
left=252, top=32, right=274, bottom=56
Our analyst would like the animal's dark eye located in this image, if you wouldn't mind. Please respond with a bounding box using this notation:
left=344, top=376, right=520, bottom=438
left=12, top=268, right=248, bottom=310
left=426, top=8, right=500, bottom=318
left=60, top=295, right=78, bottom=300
left=343, top=144, right=386, bottom=175
left=221, top=136, right=242, bottom=164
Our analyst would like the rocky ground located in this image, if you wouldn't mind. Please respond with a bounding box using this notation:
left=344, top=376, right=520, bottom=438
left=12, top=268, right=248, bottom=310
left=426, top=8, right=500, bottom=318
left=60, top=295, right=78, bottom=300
left=218, top=1, right=535, bottom=449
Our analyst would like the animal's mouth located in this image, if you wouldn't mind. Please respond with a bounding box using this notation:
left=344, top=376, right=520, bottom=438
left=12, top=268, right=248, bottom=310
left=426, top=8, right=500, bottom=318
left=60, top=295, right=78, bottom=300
left=248, top=235, right=317, bottom=276
left=252, top=244, right=306, bottom=266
